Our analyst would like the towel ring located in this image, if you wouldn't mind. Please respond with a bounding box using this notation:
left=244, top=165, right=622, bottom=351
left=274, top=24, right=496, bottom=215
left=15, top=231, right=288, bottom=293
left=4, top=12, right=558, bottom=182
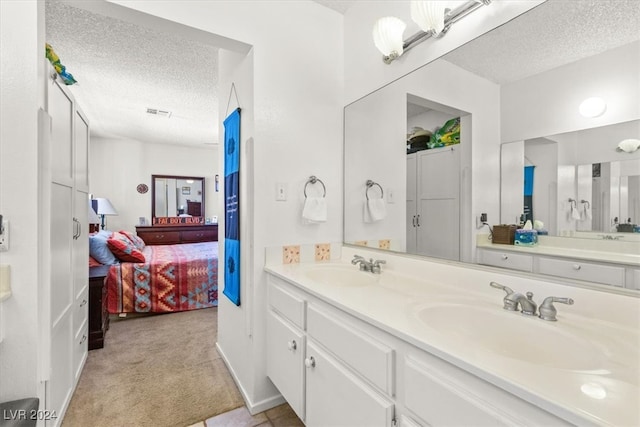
left=568, top=198, right=577, bottom=209
left=366, top=180, right=384, bottom=200
left=581, top=199, right=591, bottom=209
left=304, top=175, right=326, bottom=198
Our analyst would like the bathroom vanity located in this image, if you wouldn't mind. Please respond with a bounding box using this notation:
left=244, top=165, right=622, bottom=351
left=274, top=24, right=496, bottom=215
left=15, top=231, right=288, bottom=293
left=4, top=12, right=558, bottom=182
left=265, top=247, right=639, bottom=427
left=477, top=235, right=640, bottom=290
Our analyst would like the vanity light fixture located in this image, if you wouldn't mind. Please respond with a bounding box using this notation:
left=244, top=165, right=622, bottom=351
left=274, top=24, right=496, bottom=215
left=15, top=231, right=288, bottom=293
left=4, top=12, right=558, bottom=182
left=616, top=138, right=640, bottom=153
left=373, top=0, right=492, bottom=64
left=578, top=97, right=607, bottom=118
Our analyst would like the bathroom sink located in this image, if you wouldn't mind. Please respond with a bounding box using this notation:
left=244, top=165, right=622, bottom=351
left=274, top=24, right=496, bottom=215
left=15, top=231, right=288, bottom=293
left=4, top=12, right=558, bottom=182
left=414, top=303, right=604, bottom=370
left=302, top=265, right=376, bottom=287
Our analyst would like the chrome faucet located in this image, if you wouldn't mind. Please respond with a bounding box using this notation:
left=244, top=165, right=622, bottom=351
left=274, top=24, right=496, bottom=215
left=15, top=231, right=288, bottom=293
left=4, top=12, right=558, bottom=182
left=489, top=282, right=537, bottom=316
left=538, top=296, right=574, bottom=321
left=371, top=259, right=386, bottom=274
left=351, top=255, right=370, bottom=271
left=351, top=255, right=386, bottom=274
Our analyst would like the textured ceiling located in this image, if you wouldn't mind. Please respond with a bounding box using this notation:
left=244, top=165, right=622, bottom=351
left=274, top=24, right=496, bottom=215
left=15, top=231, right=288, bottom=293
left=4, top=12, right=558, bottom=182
left=443, top=0, right=640, bottom=84
left=46, top=1, right=639, bottom=148
left=46, top=1, right=219, bottom=146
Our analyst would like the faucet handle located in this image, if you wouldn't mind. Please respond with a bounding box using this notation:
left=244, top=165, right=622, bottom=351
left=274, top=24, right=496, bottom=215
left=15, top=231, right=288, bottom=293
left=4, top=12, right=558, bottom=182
left=489, top=281, right=514, bottom=296
left=371, top=259, right=386, bottom=274
left=539, top=296, right=574, bottom=321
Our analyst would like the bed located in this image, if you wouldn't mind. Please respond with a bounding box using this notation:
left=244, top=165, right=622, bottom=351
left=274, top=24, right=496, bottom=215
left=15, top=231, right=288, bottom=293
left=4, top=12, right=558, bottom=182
left=89, top=230, right=218, bottom=314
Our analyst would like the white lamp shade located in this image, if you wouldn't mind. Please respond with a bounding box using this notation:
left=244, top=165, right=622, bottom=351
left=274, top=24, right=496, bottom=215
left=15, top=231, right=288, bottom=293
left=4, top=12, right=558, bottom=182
left=579, top=97, right=607, bottom=118
left=411, top=1, right=446, bottom=35
left=93, top=198, right=118, bottom=215
left=617, top=138, right=640, bottom=153
left=87, top=199, right=101, bottom=223
left=373, top=16, right=406, bottom=57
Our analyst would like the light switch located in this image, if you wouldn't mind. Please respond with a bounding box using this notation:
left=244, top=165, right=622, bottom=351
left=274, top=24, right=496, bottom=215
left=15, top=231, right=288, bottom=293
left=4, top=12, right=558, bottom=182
left=387, top=188, right=395, bottom=204
left=276, top=183, right=287, bottom=201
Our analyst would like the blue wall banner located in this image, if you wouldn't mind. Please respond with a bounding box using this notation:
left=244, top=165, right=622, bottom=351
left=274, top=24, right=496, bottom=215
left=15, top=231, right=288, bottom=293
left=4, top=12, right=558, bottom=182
left=523, top=165, right=535, bottom=223
left=223, top=108, right=241, bottom=306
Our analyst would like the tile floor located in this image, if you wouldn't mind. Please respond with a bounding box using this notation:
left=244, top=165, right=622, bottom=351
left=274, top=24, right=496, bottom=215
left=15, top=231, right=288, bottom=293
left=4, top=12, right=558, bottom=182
left=188, top=403, right=304, bottom=427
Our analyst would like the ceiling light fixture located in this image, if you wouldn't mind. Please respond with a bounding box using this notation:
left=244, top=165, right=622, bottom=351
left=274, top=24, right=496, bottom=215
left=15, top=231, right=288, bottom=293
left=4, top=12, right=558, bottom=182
left=616, top=138, right=640, bottom=153
left=578, top=97, right=607, bottom=118
left=373, top=0, right=492, bottom=64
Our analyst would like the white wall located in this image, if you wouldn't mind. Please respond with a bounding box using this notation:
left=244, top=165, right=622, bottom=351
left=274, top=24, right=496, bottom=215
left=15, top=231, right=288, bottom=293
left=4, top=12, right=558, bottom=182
left=89, top=137, right=219, bottom=231
left=0, top=0, right=47, bottom=406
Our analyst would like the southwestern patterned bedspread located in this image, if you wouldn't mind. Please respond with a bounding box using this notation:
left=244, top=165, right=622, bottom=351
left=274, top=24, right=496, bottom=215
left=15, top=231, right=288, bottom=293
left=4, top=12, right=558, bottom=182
left=107, top=242, right=218, bottom=314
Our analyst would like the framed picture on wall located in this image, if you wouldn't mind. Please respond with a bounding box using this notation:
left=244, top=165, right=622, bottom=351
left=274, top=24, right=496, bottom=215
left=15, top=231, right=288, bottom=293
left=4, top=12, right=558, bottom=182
left=182, top=186, right=191, bottom=195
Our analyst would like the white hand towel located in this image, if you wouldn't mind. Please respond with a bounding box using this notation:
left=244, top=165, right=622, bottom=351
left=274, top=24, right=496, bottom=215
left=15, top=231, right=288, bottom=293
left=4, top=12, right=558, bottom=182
left=582, top=204, right=592, bottom=220
left=571, top=205, right=581, bottom=221
left=302, top=197, right=327, bottom=224
left=364, top=198, right=386, bottom=223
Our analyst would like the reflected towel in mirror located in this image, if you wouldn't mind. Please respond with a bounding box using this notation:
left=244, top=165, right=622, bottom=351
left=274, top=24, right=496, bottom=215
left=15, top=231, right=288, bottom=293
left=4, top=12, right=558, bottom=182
left=582, top=204, right=592, bottom=221
left=303, top=197, right=327, bottom=224
left=364, top=199, right=386, bottom=223
left=571, top=205, right=581, bottom=221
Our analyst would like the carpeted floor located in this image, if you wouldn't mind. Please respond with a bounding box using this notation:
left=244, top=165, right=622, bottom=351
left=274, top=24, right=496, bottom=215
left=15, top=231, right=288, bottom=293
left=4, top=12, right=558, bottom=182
left=62, top=307, right=245, bottom=427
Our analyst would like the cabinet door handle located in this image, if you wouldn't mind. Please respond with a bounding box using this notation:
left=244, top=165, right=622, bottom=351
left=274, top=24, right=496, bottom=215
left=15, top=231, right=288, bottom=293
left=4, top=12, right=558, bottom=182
left=287, top=340, right=297, bottom=351
left=80, top=299, right=87, bottom=307
left=416, top=214, right=421, bottom=227
left=304, top=356, right=316, bottom=369
left=79, top=334, right=87, bottom=345
left=501, top=254, right=509, bottom=260
left=573, top=264, right=581, bottom=271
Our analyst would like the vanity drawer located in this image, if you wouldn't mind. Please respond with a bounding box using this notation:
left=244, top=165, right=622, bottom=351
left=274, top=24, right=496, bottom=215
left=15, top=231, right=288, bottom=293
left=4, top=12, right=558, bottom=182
left=307, top=303, right=394, bottom=396
left=478, top=249, right=533, bottom=272
left=268, top=277, right=306, bottom=329
left=181, top=229, right=217, bottom=243
left=137, top=230, right=180, bottom=245
left=538, top=257, right=625, bottom=287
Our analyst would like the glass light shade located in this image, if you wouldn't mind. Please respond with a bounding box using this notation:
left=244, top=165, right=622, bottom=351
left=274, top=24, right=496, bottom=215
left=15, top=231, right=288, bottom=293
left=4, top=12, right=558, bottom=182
left=579, top=97, right=607, bottom=118
left=411, top=1, right=446, bottom=35
left=617, top=138, right=640, bottom=153
left=373, top=16, right=406, bottom=57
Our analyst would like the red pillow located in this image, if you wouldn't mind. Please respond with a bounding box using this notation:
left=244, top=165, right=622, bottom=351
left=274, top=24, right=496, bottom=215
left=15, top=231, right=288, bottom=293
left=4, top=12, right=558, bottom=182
left=118, top=230, right=146, bottom=251
left=107, top=231, right=146, bottom=263
left=89, top=256, right=102, bottom=267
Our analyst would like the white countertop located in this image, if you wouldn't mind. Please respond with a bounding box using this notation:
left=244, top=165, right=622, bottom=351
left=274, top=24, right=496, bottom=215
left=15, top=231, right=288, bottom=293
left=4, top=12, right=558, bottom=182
left=265, top=255, right=640, bottom=427
left=0, top=290, right=11, bottom=302
left=477, top=235, right=640, bottom=266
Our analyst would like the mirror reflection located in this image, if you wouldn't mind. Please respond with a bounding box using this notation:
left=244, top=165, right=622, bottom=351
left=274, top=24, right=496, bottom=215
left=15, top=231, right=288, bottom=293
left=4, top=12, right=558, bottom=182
left=501, top=120, right=640, bottom=237
left=152, top=175, right=205, bottom=219
left=344, top=1, right=639, bottom=266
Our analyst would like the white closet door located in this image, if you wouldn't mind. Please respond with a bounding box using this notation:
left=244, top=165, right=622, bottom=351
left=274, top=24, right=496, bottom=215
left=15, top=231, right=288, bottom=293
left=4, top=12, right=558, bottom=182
left=406, top=154, right=417, bottom=253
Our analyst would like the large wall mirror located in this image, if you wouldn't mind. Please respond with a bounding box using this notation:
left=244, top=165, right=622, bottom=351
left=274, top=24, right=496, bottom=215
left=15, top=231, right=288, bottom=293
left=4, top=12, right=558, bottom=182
left=344, top=1, right=639, bottom=276
left=152, top=174, right=205, bottom=220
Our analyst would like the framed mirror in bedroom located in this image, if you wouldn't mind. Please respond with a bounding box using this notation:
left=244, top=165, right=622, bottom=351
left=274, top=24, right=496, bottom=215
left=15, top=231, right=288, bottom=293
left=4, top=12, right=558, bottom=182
left=151, top=174, right=205, bottom=222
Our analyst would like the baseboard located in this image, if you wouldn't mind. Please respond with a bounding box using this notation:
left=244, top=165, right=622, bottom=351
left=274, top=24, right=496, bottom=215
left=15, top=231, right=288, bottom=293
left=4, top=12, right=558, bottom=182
left=215, top=342, right=286, bottom=415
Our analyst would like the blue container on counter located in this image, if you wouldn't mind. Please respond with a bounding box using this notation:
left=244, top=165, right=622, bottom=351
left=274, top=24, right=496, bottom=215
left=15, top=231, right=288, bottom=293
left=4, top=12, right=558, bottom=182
left=514, top=229, right=538, bottom=246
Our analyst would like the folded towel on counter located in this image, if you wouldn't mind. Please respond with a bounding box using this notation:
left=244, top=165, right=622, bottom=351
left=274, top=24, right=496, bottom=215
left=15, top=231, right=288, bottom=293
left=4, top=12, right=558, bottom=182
left=302, top=197, right=327, bottom=224
left=364, top=198, right=386, bottom=223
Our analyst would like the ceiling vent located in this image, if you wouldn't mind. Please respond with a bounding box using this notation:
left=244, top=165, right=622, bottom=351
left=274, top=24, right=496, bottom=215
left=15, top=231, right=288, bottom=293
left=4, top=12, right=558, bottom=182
left=146, top=108, right=172, bottom=118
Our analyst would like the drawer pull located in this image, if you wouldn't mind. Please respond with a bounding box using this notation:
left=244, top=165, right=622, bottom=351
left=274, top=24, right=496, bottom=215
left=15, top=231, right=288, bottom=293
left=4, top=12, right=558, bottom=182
left=501, top=255, right=509, bottom=260
left=573, top=264, right=581, bottom=271
left=304, top=356, right=316, bottom=369
left=287, top=340, right=297, bottom=351
left=79, top=334, right=87, bottom=345
left=79, top=299, right=87, bottom=307
left=155, top=234, right=164, bottom=239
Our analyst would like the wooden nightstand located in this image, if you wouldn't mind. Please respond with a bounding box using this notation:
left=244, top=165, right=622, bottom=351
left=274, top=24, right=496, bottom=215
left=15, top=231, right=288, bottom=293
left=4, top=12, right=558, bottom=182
left=89, top=265, right=110, bottom=350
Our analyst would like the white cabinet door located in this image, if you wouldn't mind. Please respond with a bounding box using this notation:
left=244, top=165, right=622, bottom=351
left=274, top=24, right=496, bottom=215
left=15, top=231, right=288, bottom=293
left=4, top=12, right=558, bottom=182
left=415, top=148, right=460, bottom=261
left=305, top=340, right=394, bottom=427
left=406, top=154, right=417, bottom=253
left=266, top=310, right=305, bottom=421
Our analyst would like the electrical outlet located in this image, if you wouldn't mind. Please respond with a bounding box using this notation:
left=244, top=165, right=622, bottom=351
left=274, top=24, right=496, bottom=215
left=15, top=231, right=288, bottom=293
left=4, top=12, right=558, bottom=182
left=0, top=220, right=8, bottom=252
left=476, top=214, right=488, bottom=229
